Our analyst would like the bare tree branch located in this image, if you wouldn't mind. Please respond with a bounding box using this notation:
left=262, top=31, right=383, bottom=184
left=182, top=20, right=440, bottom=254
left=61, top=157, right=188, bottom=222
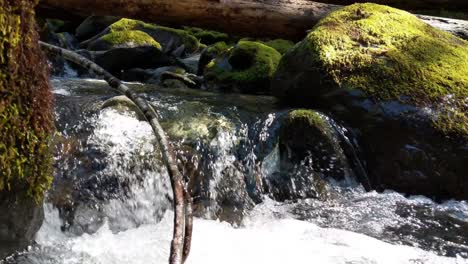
left=39, top=41, right=191, bottom=264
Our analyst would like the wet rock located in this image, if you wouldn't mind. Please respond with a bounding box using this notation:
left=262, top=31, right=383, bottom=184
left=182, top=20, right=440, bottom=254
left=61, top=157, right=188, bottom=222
left=179, top=53, right=201, bottom=74
left=264, top=110, right=353, bottom=201
left=101, top=95, right=145, bottom=120
left=272, top=3, right=468, bottom=200
left=204, top=40, right=281, bottom=94
left=0, top=192, right=44, bottom=259
left=75, top=16, right=120, bottom=41
left=161, top=71, right=199, bottom=88
left=198, top=41, right=230, bottom=75
left=94, top=46, right=177, bottom=77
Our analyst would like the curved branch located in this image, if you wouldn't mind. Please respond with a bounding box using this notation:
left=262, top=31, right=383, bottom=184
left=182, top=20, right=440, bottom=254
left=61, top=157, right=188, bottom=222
left=39, top=41, right=191, bottom=264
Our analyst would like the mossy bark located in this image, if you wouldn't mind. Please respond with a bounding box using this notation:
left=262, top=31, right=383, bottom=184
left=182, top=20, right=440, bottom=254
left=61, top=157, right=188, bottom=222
left=0, top=0, right=53, bottom=201
left=0, top=0, right=53, bottom=257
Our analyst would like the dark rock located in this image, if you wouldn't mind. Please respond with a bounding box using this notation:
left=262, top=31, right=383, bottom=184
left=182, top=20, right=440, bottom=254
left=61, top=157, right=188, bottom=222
left=0, top=192, right=44, bottom=259
left=94, top=46, right=177, bottom=77
left=75, top=16, right=120, bottom=41
left=264, top=110, right=353, bottom=201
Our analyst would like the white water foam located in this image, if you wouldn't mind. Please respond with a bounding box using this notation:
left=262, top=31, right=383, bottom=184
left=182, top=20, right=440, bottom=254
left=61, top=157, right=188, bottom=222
left=33, top=204, right=467, bottom=264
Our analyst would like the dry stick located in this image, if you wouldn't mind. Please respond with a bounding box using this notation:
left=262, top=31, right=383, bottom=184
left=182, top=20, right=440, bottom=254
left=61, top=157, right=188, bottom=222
left=39, top=41, right=192, bottom=264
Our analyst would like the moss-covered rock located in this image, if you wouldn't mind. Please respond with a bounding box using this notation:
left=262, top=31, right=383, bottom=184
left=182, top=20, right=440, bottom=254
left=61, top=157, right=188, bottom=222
left=108, top=18, right=200, bottom=56
left=274, top=3, right=468, bottom=136
left=269, top=109, right=354, bottom=200
left=88, top=30, right=161, bottom=51
left=198, top=41, right=230, bottom=75
left=204, top=40, right=281, bottom=94
left=272, top=3, right=468, bottom=200
left=263, top=39, right=295, bottom=55
left=183, top=26, right=230, bottom=45
left=0, top=0, right=53, bottom=258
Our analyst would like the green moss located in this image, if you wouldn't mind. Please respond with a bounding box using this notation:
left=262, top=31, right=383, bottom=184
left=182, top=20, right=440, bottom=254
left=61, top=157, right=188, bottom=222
left=100, top=30, right=161, bottom=49
left=0, top=0, right=54, bottom=202
left=287, top=110, right=328, bottom=131
left=207, top=41, right=229, bottom=54
left=110, top=18, right=199, bottom=52
left=206, top=40, right=281, bottom=84
left=183, top=26, right=230, bottom=45
left=295, top=3, right=468, bottom=135
left=263, top=39, right=295, bottom=54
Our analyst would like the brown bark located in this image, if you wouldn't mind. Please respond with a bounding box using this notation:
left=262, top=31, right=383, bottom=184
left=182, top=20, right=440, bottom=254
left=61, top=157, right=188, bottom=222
left=39, top=41, right=191, bottom=264
left=38, top=0, right=468, bottom=40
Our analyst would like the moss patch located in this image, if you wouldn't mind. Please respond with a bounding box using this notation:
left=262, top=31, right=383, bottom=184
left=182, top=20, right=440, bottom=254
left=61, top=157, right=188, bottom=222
left=263, top=39, right=295, bottom=54
left=183, top=26, right=230, bottom=45
left=0, top=0, right=54, bottom=201
left=100, top=30, right=161, bottom=49
left=276, top=3, right=468, bottom=135
left=110, top=18, right=199, bottom=53
left=205, top=41, right=281, bottom=92
left=287, top=110, right=328, bottom=131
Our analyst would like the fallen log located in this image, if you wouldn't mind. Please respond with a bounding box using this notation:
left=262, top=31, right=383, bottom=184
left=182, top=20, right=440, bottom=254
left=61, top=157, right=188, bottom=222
left=39, top=41, right=192, bottom=264
left=38, top=0, right=468, bottom=40
left=313, top=0, right=468, bottom=12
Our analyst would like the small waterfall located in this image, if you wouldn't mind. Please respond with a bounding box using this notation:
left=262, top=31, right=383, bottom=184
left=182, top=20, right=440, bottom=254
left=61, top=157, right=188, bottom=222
left=4, top=78, right=467, bottom=264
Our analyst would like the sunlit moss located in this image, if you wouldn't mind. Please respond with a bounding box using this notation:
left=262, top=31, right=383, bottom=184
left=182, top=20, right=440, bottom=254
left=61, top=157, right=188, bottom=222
left=206, top=40, right=281, bottom=85
left=278, top=3, right=468, bottom=135
left=110, top=18, right=199, bottom=53
left=100, top=30, right=161, bottom=49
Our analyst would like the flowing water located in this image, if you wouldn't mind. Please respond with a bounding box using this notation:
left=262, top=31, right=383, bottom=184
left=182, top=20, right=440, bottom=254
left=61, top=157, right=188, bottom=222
left=3, top=78, right=467, bottom=264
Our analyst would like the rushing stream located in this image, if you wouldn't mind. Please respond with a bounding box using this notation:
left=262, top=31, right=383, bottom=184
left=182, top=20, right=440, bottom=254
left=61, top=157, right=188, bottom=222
left=3, top=78, right=467, bottom=264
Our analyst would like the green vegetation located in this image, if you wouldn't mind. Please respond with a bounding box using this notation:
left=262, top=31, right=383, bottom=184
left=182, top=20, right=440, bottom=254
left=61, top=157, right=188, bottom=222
left=183, top=26, right=230, bottom=45
left=110, top=18, right=200, bottom=53
left=206, top=40, right=281, bottom=85
left=0, top=0, right=53, bottom=202
left=100, top=30, right=161, bottom=49
left=263, top=39, right=295, bottom=54
left=286, top=110, right=328, bottom=131
left=278, top=3, right=468, bottom=135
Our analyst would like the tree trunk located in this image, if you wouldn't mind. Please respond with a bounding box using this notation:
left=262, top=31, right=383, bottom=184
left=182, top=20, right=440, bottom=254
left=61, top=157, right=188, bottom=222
left=38, top=0, right=468, bottom=40
left=0, top=0, right=53, bottom=259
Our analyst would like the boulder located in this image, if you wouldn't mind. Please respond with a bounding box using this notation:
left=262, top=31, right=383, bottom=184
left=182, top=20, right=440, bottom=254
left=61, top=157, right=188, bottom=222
left=272, top=3, right=468, bottom=200
left=183, top=26, right=230, bottom=45
left=87, top=30, right=161, bottom=51
left=106, top=18, right=200, bottom=56
left=265, top=110, right=355, bottom=201
left=198, top=41, right=230, bottom=75
left=75, top=16, right=119, bottom=40
left=204, top=40, right=281, bottom=94
left=0, top=192, right=44, bottom=259
left=94, top=46, right=177, bottom=77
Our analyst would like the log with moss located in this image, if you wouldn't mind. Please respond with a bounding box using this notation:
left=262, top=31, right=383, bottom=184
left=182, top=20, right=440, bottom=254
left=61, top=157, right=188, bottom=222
left=38, top=0, right=468, bottom=40
left=0, top=0, right=53, bottom=258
